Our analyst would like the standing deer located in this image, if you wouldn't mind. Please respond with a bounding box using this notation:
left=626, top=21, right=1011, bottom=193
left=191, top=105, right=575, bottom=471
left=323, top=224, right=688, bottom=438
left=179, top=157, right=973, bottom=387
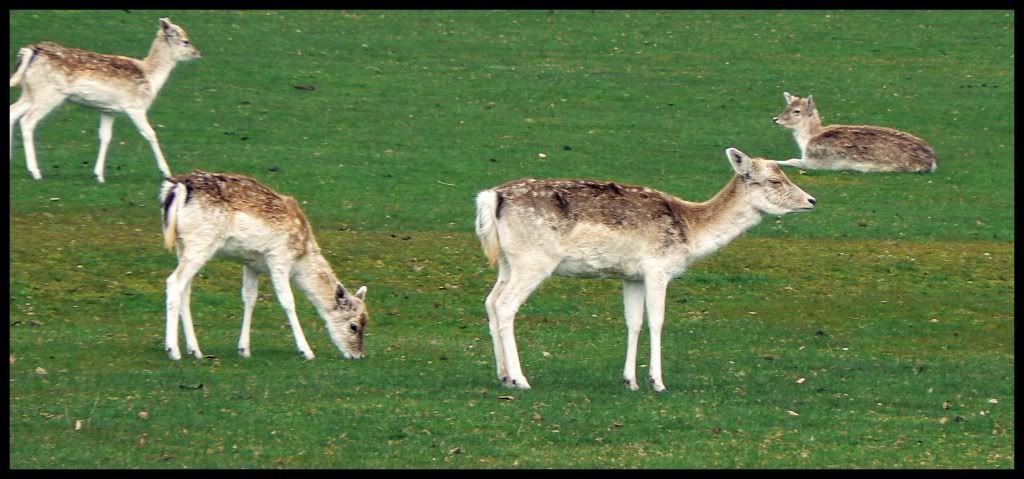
left=160, top=171, right=369, bottom=361
left=772, top=92, right=937, bottom=173
left=475, top=148, right=816, bottom=391
left=10, top=17, right=201, bottom=182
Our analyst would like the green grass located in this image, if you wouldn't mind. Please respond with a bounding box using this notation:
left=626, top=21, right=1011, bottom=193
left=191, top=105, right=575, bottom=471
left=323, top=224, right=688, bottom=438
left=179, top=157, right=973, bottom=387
left=9, top=10, right=1013, bottom=468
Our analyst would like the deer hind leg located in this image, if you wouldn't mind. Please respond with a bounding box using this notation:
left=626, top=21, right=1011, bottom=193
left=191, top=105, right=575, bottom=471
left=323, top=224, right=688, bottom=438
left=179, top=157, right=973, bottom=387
left=17, top=93, right=65, bottom=180
left=266, top=263, right=315, bottom=360
left=492, top=259, right=557, bottom=390
left=166, top=246, right=216, bottom=360
left=643, top=274, right=671, bottom=393
left=238, top=265, right=260, bottom=358
left=622, top=279, right=645, bottom=391
left=484, top=255, right=512, bottom=383
left=93, top=113, right=115, bottom=183
left=10, top=94, right=32, bottom=161
left=179, top=276, right=204, bottom=359
left=124, top=108, right=172, bottom=178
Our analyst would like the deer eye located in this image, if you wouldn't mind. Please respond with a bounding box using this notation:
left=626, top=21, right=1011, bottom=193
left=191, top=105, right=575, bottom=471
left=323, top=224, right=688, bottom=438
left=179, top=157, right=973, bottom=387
left=350, top=324, right=359, bottom=333
left=769, top=179, right=782, bottom=185
left=792, top=109, right=800, bottom=114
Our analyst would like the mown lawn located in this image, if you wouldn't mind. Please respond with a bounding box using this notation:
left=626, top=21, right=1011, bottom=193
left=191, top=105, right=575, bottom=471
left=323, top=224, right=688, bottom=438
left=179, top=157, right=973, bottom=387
left=9, top=10, right=1013, bottom=468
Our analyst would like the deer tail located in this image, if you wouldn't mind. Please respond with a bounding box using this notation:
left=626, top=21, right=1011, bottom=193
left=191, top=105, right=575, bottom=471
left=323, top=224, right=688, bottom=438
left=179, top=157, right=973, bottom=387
left=160, top=180, right=187, bottom=252
left=474, top=190, right=502, bottom=268
left=9, top=47, right=35, bottom=88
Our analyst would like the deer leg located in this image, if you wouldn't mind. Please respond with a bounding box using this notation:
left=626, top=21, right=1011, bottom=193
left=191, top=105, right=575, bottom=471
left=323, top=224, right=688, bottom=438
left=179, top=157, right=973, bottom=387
left=166, top=253, right=211, bottom=360
left=93, top=113, right=115, bottom=183
left=492, top=262, right=555, bottom=390
left=179, top=276, right=204, bottom=359
left=484, top=256, right=512, bottom=383
left=238, top=265, right=260, bottom=358
left=622, top=279, right=645, bottom=391
left=124, top=109, right=172, bottom=178
left=643, top=274, right=671, bottom=393
left=775, top=158, right=811, bottom=169
left=18, top=95, right=64, bottom=180
left=166, top=239, right=218, bottom=360
left=267, top=265, right=315, bottom=360
left=9, top=95, right=31, bottom=161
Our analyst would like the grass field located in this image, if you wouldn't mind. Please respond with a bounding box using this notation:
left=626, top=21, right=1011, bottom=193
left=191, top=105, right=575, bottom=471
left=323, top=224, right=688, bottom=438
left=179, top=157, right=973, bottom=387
left=8, top=10, right=1014, bottom=468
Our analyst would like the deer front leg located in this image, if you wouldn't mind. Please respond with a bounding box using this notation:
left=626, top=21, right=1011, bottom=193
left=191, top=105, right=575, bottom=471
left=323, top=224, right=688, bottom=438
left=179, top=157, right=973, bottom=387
left=267, top=266, right=315, bottom=360
left=622, top=279, right=645, bottom=391
left=644, top=274, right=671, bottom=393
left=124, top=109, right=172, bottom=178
left=774, top=158, right=811, bottom=169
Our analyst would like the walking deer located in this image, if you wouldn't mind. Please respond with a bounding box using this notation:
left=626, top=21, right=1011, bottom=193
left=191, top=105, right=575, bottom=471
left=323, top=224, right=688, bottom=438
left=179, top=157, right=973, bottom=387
left=772, top=92, right=937, bottom=173
left=160, top=171, right=369, bottom=361
left=475, top=148, right=816, bottom=391
left=10, top=17, right=200, bottom=182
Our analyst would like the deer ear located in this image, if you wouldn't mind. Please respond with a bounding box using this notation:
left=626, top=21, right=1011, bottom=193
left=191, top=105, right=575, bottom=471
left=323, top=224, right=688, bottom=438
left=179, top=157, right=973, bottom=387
left=806, top=95, right=815, bottom=113
left=354, top=286, right=367, bottom=301
left=726, top=148, right=753, bottom=177
left=160, top=18, right=177, bottom=36
left=335, top=282, right=348, bottom=303
left=783, top=91, right=794, bottom=104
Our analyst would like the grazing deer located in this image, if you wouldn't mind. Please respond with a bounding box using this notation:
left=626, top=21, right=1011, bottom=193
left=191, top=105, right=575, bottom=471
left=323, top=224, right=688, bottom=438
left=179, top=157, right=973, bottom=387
left=475, top=148, right=816, bottom=391
left=160, top=171, right=369, bottom=361
left=772, top=92, right=937, bottom=173
left=9, top=17, right=200, bottom=182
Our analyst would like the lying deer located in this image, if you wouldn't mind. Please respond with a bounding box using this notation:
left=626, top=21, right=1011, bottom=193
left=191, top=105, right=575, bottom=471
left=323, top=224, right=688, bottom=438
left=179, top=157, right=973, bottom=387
left=475, top=148, right=816, bottom=391
left=10, top=17, right=200, bottom=182
left=161, top=171, right=369, bottom=361
left=772, top=92, right=937, bottom=173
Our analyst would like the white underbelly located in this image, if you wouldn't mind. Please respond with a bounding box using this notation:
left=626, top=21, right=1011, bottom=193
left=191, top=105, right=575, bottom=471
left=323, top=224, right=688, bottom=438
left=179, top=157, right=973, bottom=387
left=215, top=238, right=272, bottom=272
left=553, top=256, right=643, bottom=280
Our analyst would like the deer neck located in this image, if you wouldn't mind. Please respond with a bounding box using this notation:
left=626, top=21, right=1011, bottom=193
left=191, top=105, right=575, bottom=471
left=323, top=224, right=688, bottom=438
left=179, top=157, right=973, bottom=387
left=291, top=251, right=342, bottom=317
left=685, top=176, right=763, bottom=261
left=141, top=36, right=179, bottom=94
left=793, top=114, right=825, bottom=153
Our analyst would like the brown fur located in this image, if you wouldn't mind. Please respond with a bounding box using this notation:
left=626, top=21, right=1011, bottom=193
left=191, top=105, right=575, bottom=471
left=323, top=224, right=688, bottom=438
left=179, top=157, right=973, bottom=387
left=166, top=171, right=313, bottom=256
left=29, top=42, right=146, bottom=83
left=492, top=178, right=692, bottom=247
left=809, top=125, right=937, bottom=172
left=775, top=93, right=937, bottom=173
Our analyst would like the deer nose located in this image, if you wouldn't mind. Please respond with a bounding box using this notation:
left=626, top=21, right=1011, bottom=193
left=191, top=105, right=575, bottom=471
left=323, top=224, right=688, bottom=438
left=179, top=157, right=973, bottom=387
left=772, top=117, right=778, bottom=123
left=808, top=197, right=817, bottom=206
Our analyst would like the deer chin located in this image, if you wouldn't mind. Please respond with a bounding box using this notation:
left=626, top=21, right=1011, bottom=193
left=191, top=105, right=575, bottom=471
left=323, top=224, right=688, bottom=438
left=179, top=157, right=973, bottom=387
left=342, top=350, right=365, bottom=360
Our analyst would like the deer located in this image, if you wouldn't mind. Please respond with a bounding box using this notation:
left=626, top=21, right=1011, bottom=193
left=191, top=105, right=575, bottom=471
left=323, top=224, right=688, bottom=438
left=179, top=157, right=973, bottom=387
left=9, top=17, right=201, bottom=183
left=160, top=170, right=369, bottom=361
left=772, top=92, right=937, bottom=173
left=474, top=148, right=816, bottom=392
